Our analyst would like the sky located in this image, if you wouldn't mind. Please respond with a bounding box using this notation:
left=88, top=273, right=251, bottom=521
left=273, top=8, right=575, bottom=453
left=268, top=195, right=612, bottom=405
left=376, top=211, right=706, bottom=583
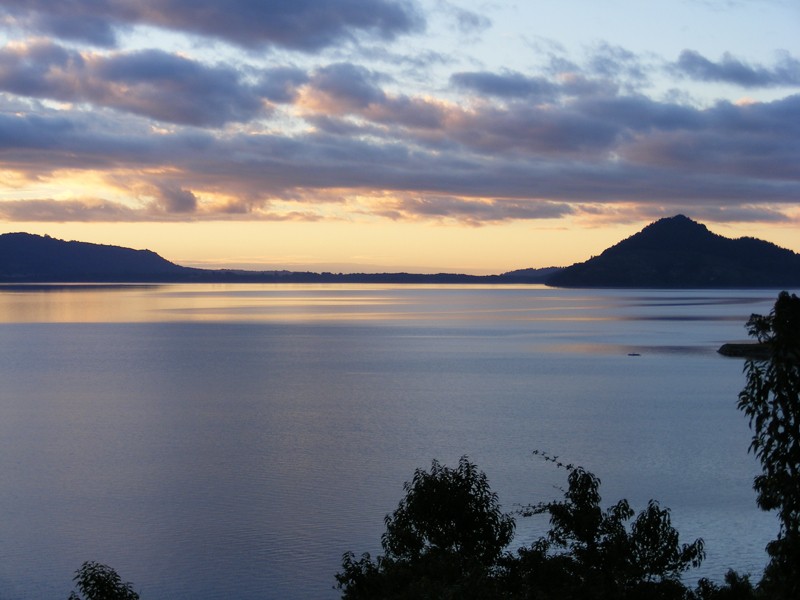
left=0, top=0, right=798, bottom=274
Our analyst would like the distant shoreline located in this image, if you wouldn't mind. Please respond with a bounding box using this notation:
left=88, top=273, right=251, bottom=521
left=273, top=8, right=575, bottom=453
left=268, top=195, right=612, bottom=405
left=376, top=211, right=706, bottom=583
left=0, top=277, right=794, bottom=288
left=5, top=216, right=800, bottom=288
left=0, top=272, right=553, bottom=285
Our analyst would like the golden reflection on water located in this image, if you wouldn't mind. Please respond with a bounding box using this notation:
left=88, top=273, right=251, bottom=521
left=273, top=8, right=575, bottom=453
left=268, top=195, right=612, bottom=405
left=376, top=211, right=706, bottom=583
left=0, top=285, right=379, bottom=323
left=0, top=285, right=158, bottom=323
left=2, top=282, right=776, bottom=330
left=0, top=283, right=596, bottom=324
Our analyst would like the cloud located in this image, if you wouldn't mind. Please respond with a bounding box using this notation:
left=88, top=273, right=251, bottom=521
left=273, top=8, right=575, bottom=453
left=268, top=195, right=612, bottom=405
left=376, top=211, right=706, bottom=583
left=2, top=55, right=799, bottom=228
left=615, top=94, right=800, bottom=179
left=304, top=63, right=387, bottom=113
left=93, top=49, right=267, bottom=126
left=7, top=10, right=119, bottom=47
left=0, top=41, right=267, bottom=126
left=687, top=205, right=793, bottom=224
left=586, top=43, right=651, bottom=90
left=450, top=71, right=559, bottom=100
left=0, top=108, right=216, bottom=175
left=155, top=185, right=198, bottom=213
left=413, top=101, right=623, bottom=157
left=0, top=196, right=328, bottom=222
left=257, top=67, right=310, bottom=103
left=435, top=1, right=491, bottom=35
left=0, top=110, right=78, bottom=152
left=581, top=203, right=795, bottom=228
left=0, top=0, right=425, bottom=50
left=673, top=50, right=800, bottom=87
left=450, top=45, right=651, bottom=102
left=0, top=199, right=143, bottom=221
left=377, top=196, right=574, bottom=224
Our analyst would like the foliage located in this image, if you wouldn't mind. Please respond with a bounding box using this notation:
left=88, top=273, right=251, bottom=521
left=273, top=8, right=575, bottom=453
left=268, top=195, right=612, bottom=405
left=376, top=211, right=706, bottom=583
left=337, top=454, right=715, bottom=600
left=737, top=291, right=800, bottom=598
left=508, top=452, right=706, bottom=599
left=381, top=456, right=515, bottom=567
left=693, top=570, right=757, bottom=600
left=336, top=456, right=514, bottom=599
left=68, top=561, right=140, bottom=600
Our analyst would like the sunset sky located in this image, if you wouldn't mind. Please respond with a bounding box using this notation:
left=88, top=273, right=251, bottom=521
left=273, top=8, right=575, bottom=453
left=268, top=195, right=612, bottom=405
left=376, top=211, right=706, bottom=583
left=0, top=0, right=798, bottom=274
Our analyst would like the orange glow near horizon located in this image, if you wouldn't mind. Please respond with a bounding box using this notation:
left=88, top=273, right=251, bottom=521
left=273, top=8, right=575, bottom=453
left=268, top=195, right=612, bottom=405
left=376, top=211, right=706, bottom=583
left=2, top=177, right=799, bottom=275
left=0, top=216, right=743, bottom=275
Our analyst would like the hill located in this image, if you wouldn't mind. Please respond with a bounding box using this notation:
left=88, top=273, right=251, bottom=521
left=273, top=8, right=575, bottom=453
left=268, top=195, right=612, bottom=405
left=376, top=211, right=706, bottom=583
left=0, top=233, right=519, bottom=284
left=546, top=215, right=800, bottom=288
left=0, top=233, right=196, bottom=282
left=3, top=219, right=797, bottom=287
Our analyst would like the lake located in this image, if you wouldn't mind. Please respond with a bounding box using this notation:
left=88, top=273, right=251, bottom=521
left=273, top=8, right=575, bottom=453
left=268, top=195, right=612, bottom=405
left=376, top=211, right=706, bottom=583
left=0, top=284, right=785, bottom=599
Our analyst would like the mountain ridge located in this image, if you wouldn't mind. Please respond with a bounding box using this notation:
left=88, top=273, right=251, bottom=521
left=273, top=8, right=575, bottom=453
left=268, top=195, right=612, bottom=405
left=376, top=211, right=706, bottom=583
left=0, top=232, right=556, bottom=284
left=0, top=232, right=192, bottom=281
left=547, top=214, right=800, bottom=287
left=2, top=217, right=799, bottom=287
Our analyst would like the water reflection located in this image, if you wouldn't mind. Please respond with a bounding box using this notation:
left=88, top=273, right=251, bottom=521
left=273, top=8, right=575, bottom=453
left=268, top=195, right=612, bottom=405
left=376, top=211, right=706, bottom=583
left=0, top=284, right=161, bottom=323
left=0, top=285, right=784, bottom=599
left=0, top=284, right=779, bottom=328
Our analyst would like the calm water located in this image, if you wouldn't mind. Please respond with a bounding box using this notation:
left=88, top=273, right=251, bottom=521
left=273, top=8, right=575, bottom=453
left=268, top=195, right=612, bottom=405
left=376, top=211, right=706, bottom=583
left=0, top=284, right=786, bottom=599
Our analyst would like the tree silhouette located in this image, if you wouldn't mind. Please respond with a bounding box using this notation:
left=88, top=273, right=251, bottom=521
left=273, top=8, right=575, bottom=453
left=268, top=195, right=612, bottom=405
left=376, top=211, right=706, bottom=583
left=68, top=561, right=139, bottom=600
left=336, top=454, right=710, bottom=599
left=738, top=291, right=800, bottom=598
left=509, top=452, right=705, bottom=599
left=336, top=456, right=514, bottom=599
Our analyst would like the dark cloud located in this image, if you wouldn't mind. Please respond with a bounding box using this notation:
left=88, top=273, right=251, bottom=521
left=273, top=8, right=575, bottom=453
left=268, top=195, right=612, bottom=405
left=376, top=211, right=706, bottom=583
left=369, top=95, right=447, bottom=129
left=0, top=197, right=326, bottom=222
left=0, top=111, right=75, bottom=150
left=379, top=196, right=573, bottom=224
left=146, top=0, right=425, bottom=51
left=571, top=95, right=703, bottom=132
left=296, top=63, right=449, bottom=130
left=0, top=0, right=424, bottom=50
left=308, top=63, right=387, bottom=111
left=94, top=49, right=267, bottom=126
left=617, top=95, right=800, bottom=180
left=450, top=71, right=559, bottom=100
left=257, top=67, right=310, bottom=103
left=1, top=3, right=795, bottom=232
left=0, top=199, right=143, bottom=222
left=436, top=103, right=621, bottom=157
left=309, top=70, right=623, bottom=154
left=450, top=52, right=637, bottom=101
left=0, top=41, right=267, bottom=126
left=0, top=108, right=214, bottom=174
left=0, top=40, right=80, bottom=97
left=1, top=68, right=799, bottom=225
left=156, top=186, right=198, bottom=213
left=31, top=11, right=119, bottom=47
left=673, top=50, right=800, bottom=87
